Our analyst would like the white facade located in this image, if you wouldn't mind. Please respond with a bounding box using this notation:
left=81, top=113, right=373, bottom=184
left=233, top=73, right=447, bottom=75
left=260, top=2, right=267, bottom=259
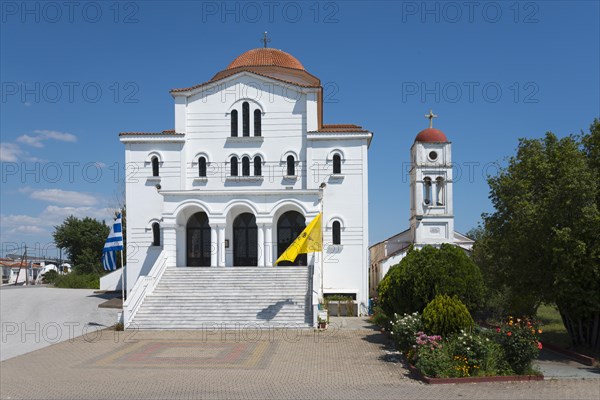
left=369, top=126, right=473, bottom=296
left=120, top=48, right=372, bottom=313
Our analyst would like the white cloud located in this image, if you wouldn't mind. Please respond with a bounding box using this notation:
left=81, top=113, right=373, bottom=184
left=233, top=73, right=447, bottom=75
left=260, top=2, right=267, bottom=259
left=0, top=143, right=22, bottom=162
left=16, top=130, right=77, bottom=148
left=29, top=189, right=98, bottom=206
left=11, top=226, right=47, bottom=235
left=0, top=205, right=115, bottom=238
left=16, top=134, right=44, bottom=148
left=34, top=130, right=77, bottom=143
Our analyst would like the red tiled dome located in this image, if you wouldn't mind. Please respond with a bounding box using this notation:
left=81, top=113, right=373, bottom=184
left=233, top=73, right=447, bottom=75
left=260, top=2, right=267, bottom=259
left=415, top=128, right=448, bottom=143
left=227, top=48, right=305, bottom=70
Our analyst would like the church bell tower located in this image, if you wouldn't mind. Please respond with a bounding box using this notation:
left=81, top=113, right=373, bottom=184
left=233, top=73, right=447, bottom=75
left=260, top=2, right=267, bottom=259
left=409, top=110, right=454, bottom=246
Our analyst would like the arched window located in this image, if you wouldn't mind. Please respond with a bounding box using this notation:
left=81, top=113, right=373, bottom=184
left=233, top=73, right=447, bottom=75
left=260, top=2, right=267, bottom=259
left=332, top=221, right=341, bottom=245
left=423, top=177, right=432, bottom=205
left=254, top=156, right=262, bottom=176
left=151, top=156, right=159, bottom=177
left=286, top=155, right=295, bottom=176
left=242, top=102, right=250, bottom=136
left=230, top=110, right=238, bottom=137
left=198, top=156, right=207, bottom=177
left=230, top=157, right=238, bottom=176
left=242, top=156, right=250, bottom=176
left=436, top=177, right=445, bottom=205
left=333, top=154, right=342, bottom=174
left=254, top=109, right=262, bottom=136
left=152, top=222, right=160, bottom=246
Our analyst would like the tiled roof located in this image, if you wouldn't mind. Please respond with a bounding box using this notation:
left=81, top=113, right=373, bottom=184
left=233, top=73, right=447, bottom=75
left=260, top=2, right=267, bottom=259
left=312, top=124, right=370, bottom=133
left=415, top=128, right=448, bottom=143
left=226, top=48, right=305, bottom=70
left=170, top=69, right=320, bottom=93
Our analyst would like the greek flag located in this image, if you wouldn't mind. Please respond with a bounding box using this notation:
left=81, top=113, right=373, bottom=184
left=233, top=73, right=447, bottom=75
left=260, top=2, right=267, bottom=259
left=102, top=213, right=123, bottom=271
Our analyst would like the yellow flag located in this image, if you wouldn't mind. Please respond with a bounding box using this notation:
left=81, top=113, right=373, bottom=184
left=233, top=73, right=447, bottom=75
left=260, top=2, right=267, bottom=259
left=276, top=213, right=323, bottom=265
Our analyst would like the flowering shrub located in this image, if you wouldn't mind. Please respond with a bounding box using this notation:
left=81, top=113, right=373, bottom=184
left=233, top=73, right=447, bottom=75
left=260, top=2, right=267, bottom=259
left=395, top=318, right=542, bottom=378
left=448, top=330, right=510, bottom=377
left=494, top=316, right=542, bottom=374
left=408, top=331, right=443, bottom=364
left=390, top=312, right=423, bottom=352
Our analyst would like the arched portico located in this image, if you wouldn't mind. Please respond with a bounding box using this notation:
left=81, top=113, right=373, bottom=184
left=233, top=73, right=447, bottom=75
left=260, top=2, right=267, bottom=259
left=186, top=212, right=211, bottom=266
left=233, top=213, right=258, bottom=266
left=276, top=211, right=307, bottom=266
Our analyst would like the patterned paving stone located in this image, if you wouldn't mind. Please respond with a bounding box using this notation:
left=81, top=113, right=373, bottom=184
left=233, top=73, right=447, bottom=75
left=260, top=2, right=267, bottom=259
left=0, top=325, right=598, bottom=400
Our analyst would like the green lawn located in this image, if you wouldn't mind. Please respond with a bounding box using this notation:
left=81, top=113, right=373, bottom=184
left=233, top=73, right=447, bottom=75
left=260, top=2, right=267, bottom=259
left=536, top=304, right=571, bottom=348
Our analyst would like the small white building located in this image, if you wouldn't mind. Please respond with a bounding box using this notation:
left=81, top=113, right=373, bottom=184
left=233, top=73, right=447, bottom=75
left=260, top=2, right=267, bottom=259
left=369, top=118, right=474, bottom=297
left=118, top=47, right=372, bottom=328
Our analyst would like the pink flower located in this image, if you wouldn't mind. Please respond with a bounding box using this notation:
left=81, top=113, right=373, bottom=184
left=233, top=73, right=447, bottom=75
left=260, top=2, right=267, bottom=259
left=538, top=342, right=543, bottom=350
left=496, top=328, right=501, bottom=333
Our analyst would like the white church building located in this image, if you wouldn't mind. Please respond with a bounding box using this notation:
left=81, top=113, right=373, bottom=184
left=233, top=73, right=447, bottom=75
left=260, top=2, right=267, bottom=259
left=369, top=115, right=474, bottom=297
left=117, top=46, right=372, bottom=328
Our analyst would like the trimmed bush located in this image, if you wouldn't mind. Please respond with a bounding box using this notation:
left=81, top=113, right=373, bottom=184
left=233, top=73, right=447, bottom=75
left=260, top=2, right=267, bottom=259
left=423, top=295, right=474, bottom=337
left=41, top=270, right=58, bottom=284
left=53, top=273, right=99, bottom=289
left=377, top=244, right=485, bottom=317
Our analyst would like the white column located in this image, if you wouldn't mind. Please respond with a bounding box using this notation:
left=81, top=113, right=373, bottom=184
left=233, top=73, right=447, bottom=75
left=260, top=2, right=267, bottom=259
left=217, top=225, right=226, bottom=267
left=161, top=220, right=178, bottom=266
left=265, top=224, right=273, bottom=267
left=257, top=224, right=265, bottom=267
left=210, top=226, right=218, bottom=267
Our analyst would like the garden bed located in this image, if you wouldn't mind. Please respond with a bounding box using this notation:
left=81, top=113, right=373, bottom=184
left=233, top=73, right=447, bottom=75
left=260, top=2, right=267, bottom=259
left=406, top=363, right=543, bottom=384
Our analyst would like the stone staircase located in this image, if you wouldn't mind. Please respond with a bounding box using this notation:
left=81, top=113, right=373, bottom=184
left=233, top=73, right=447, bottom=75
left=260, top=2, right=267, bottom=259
left=130, top=266, right=313, bottom=329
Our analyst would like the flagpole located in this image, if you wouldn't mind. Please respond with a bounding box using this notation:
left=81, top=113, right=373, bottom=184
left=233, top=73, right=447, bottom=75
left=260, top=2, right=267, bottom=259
left=319, top=183, right=327, bottom=301
left=120, top=249, right=125, bottom=303
left=120, top=208, right=125, bottom=304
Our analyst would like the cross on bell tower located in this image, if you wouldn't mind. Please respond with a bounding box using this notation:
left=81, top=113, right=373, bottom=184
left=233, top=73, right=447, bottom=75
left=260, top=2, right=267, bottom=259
left=424, top=109, right=438, bottom=129
left=261, top=32, right=271, bottom=48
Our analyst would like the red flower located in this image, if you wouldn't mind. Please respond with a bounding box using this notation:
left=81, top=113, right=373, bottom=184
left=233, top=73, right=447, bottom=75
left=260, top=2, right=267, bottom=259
left=496, top=328, right=501, bottom=333
left=538, top=342, right=543, bottom=350
left=507, top=332, right=512, bottom=337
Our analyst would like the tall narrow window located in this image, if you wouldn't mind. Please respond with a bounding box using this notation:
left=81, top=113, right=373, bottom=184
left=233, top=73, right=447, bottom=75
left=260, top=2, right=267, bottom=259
left=242, top=102, right=250, bottom=136
left=254, top=156, right=262, bottom=176
left=231, top=110, right=238, bottom=137
left=151, top=156, right=159, bottom=177
left=333, top=154, right=342, bottom=174
left=332, top=221, right=341, bottom=245
left=254, top=109, right=262, bottom=136
left=152, top=222, right=160, bottom=246
left=436, top=177, right=445, bottom=205
left=198, top=157, right=207, bottom=177
left=423, top=177, right=432, bottom=205
left=242, top=156, right=250, bottom=176
left=286, top=155, right=295, bottom=176
left=230, top=157, right=238, bottom=176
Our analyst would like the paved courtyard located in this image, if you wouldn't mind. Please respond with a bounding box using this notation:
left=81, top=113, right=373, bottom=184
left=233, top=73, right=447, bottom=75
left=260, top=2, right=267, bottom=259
left=1, top=319, right=598, bottom=400
left=0, top=285, right=118, bottom=361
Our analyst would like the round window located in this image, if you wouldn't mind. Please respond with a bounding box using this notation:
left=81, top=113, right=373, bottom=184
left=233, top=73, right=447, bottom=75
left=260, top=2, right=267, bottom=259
left=428, top=151, right=438, bottom=161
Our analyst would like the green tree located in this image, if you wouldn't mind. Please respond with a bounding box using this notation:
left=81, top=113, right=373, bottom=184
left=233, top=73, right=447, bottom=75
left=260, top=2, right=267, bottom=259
left=378, top=244, right=485, bottom=317
left=477, top=120, right=600, bottom=350
left=53, top=216, right=110, bottom=275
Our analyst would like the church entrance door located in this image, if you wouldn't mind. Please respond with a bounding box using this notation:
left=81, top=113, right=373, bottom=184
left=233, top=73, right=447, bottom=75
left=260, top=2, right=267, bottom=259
left=233, top=213, right=258, bottom=266
left=186, top=212, right=211, bottom=266
left=277, top=211, right=307, bottom=266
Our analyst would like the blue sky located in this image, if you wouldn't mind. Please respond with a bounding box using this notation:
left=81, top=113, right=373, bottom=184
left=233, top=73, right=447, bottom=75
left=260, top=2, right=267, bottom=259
left=1, top=1, right=599, bottom=258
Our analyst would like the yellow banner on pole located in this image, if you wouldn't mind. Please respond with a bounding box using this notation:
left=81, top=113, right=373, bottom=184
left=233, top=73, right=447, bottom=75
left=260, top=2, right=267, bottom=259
left=276, top=213, right=323, bottom=265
